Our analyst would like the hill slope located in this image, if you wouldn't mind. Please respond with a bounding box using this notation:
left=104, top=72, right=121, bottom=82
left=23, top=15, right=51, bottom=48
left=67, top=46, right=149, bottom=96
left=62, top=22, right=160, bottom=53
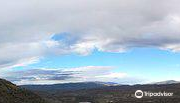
left=0, top=78, right=46, bottom=103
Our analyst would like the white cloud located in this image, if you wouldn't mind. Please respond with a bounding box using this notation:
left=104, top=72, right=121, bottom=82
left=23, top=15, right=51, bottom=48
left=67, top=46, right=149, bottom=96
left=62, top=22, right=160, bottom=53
left=0, top=42, right=43, bottom=69
left=160, top=44, right=180, bottom=52
left=2, top=57, right=40, bottom=70
left=96, top=72, right=128, bottom=78
left=1, top=0, right=180, bottom=68
left=63, top=66, right=126, bottom=82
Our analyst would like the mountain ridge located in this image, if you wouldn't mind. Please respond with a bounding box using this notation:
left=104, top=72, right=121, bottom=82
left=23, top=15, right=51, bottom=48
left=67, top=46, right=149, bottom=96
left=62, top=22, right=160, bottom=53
left=21, top=82, right=110, bottom=93
left=150, top=80, right=180, bottom=85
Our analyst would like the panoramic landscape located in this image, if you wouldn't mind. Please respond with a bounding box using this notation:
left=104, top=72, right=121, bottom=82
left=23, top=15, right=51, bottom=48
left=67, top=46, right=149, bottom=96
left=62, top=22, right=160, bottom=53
left=1, top=0, right=180, bottom=103
left=1, top=78, right=180, bottom=103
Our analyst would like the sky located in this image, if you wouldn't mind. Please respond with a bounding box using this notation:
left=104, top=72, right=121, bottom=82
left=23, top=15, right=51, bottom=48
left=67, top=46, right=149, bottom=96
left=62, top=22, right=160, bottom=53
left=0, top=0, right=180, bottom=85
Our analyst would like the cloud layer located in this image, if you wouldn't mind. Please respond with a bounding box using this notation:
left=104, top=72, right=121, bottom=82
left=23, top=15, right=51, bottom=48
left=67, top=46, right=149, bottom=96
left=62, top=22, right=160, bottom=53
left=0, top=0, right=180, bottom=68
left=3, top=66, right=133, bottom=85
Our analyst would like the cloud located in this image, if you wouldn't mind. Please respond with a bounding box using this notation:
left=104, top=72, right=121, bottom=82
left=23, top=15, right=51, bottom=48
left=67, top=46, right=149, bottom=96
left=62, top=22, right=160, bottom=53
left=96, top=72, right=128, bottom=78
left=0, top=57, right=40, bottom=70
left=2, top=66, right=134, bottom=85
left=0, top=41, right=46, bottom=69
left=4, top=68, right=74, bottom=85
left=0, top=0, right=180, bottom=68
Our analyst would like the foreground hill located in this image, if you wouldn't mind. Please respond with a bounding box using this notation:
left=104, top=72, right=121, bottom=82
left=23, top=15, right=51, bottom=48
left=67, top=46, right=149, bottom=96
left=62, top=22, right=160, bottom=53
left=22, top=82, right=180, bottom=103
left=0, top=78, right=46, bottom=103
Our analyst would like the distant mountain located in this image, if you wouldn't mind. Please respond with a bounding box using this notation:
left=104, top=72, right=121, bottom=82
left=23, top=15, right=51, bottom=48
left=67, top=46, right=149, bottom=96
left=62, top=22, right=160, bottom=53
left=152, top=80, right=180, bottom=85
left=94, top=81, right=120, bottom=86
left=0, top=78, right=46, bottom=103
left=21, top=82, right=109, bottom=93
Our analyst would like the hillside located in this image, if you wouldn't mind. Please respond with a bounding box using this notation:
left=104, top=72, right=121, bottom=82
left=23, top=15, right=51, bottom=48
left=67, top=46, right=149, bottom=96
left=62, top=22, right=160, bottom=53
left=0, top=78, right=46, bottom=103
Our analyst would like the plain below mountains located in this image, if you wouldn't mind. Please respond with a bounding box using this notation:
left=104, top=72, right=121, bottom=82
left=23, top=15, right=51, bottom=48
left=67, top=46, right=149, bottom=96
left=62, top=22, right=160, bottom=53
left=21, top=80, right=180, bottom=103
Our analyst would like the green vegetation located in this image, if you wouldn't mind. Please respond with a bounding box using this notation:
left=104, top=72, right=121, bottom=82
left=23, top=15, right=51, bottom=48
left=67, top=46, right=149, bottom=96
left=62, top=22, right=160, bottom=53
left=0, top=78, right=46, bottom=103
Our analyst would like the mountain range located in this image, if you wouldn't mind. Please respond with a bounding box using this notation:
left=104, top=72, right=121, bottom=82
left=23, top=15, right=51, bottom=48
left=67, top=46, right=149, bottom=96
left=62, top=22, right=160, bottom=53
left=1, top=78, right=180, bottom=103
left=21, top=80, right=180, bottom=103
left=21, top=82, right=107, bottom=93
left=21, top=80, right=180, bottom=93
